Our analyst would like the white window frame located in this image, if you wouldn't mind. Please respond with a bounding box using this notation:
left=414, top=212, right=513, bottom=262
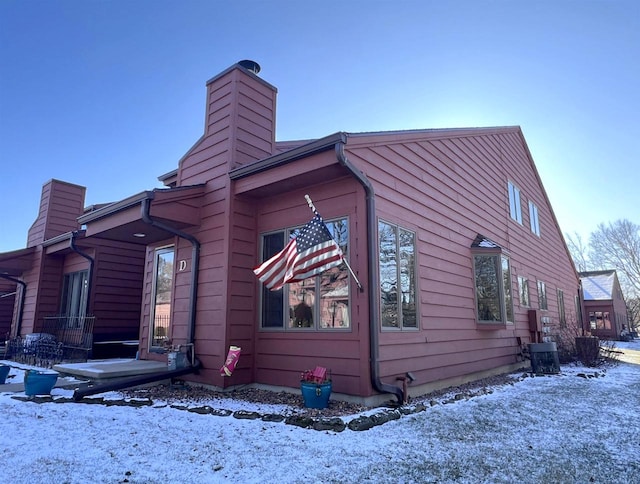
left=508, top=181, right=522, bottom=224
left=528, top=200, right=540, bottom=236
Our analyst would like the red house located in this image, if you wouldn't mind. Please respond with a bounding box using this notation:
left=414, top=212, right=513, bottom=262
left=580, top=270, right=628, bottom=340
left=0, top=179, right=145, bottom=360
left=4, top=61, right=581, bottom=404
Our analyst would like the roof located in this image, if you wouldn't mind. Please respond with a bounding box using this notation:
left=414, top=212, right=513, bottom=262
left=580, top=271, right=616, bottom=300
left=0, top=247, right=36, bottom=276
left=77, top=185, right=205, bottom=245
left=471, top=234, right=503, bottom=250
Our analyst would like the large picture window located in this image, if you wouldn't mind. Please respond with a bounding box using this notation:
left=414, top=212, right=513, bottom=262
left=379, top=220, right=417, bottom=330
left=259, top=218, right=350, bottom=330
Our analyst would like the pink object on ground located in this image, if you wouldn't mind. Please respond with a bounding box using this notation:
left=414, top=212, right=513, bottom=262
left=220, top=345, right=242, bottom=376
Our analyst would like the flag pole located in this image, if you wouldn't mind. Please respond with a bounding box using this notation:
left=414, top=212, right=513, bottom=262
left=304, top=195, right=363, bottom=291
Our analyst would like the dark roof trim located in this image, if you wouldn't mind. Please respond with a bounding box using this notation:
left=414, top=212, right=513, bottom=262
left=78, top=184, right=205, bottom=225
left=42, top=230, right=86, bottom=248
left=158, top=169, right=178, bottom=182
left=78, top=191, right=153, bottom=225
left=346, top=126, right=521, bottom=139
left=205, top=62, right=277, bottom=92
left=471, top=234, right=503, bottom=250
left=229, top=132, right=347, bottom=180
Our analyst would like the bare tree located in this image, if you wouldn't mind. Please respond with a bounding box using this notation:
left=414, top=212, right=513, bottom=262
left=589, top=219, right=640, bottom=297
left=565, top=231, right=591, bottom=272
left=627, top=297, right=640, bottom=333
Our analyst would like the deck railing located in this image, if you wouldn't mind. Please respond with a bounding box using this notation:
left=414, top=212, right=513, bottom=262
left=4, top=315, right=98, bottom=365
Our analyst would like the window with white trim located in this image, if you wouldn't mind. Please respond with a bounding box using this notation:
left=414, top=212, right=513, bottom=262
left=529, top=200, right=540, bottom=236
left=508, top=181, right=522, bottom=224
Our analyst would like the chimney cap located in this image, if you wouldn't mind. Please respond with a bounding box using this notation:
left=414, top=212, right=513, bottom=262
left=238, top=60, right=260, bottom=74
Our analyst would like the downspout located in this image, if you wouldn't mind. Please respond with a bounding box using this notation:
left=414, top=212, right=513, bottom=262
left=0, top=274, right=26, bottom=338
left=141, top=196, right=200, bottom=364
left=70, top=231, right=94, bottom=310
left=335, top=141, right=404, bottom=405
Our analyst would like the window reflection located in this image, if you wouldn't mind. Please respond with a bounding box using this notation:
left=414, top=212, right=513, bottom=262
left=379, top=221, right=417, bottom=329
left=260, top=217, right=350, bottom=330
left=474, top=255, right=502, bottom=321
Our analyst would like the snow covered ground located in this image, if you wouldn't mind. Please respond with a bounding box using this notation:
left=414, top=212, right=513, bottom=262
left=1, top=340, right=639, bottom=484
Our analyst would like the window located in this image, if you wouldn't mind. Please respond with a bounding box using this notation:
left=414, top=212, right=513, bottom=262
left=150, top=246, right=174, bottom=347
left=589, top=311, right=611, bottom=330
left=60, top=270, right=89, bottom=318
left=502, top=256, right=514, bottom=323
left=259, top=218, right=350, bottom=330
left=518, top=276, right=530, bottom=307
left=528, top=201, right=540, bottom=236
left=379, top=220, right=417, bottom=329
left=508, top=181, right=522, bottom=224
left=537, top=280, right=548, bottom=310
left=557, top=289, right=566, bottom=326
left=473, top=253, right=514, bottom=324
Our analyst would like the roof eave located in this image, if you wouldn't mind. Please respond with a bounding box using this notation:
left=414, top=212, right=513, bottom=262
left=229, top=132, right=347, bottom=180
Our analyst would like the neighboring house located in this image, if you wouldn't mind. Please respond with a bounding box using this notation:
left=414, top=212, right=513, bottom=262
left=5, top=61, right=581, bottom=404
left=0, top=279, right=16, bottom=339
left=580, top=270, right=628, bottom=340
left=0, top=179, right=146, bottom=358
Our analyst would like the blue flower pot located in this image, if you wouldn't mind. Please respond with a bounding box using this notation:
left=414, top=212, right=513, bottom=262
left=301, top=381, right=332, bottom=409
left=0, top=365, right=10, bottom=384
left=24, top=370, right=58, bottom=396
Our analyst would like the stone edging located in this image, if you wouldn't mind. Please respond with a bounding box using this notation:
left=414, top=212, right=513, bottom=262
left=8, top=371, right=604, bottom=432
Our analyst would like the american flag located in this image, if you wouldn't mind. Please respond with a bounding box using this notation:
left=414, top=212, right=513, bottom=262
left=254, top=213, right=344, bottom=291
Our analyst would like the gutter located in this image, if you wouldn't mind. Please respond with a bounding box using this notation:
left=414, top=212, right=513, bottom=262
left=141, top=196, right=200, bottom=364
left=0, top=274, right=26, bottom=338
left=335, top=140, right=404, bottom=405
left=70, top=231, right=94, bottom=310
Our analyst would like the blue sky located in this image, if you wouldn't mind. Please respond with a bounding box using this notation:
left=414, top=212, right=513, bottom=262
left=1, top=0, right=638, bottom=252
